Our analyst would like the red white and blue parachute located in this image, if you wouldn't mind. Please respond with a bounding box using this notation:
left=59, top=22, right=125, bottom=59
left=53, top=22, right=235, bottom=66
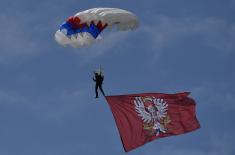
left=55, top=8, right=139, bottom=48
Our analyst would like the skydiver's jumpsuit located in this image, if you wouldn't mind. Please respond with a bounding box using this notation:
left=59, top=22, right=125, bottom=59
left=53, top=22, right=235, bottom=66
left=93, top=73, right=105, bottom=98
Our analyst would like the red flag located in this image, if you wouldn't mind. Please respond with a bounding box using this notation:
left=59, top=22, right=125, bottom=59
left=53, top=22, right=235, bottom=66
left=105, top=92, right=200, bottom=152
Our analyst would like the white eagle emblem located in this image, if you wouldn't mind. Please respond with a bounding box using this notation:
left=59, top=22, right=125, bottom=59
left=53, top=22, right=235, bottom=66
left=134, top=96, right=170, bottom=136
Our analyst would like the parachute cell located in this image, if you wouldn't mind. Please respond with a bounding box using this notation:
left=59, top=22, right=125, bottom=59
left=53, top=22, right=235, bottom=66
left=55, top=8, right=139, bottom=47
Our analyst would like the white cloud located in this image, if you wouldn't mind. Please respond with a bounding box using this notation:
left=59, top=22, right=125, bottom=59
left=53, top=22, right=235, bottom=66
left=0, top=14, right=41, bottom=64
left=0, top=90, right=29, bottom=105
left=230, top=0, right=235, bottom=6
left=191, top=82, right=235, bottom=110
left=144, top=134, right=234, bottom=155
left=0, top=88, right=89, bottom=121
left=138, top=16, right=235, bottom=57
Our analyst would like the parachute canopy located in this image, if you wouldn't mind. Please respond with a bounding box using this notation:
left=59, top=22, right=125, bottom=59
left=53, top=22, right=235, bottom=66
left=55, top=8, right=139, bottom=48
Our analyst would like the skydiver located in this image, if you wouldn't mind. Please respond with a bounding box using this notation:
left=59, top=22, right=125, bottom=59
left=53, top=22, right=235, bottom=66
left=93, top=71, right=105, bottom=98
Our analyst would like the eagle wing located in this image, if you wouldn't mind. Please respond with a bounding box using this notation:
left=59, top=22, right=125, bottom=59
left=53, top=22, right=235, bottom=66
left=153, top=98, right=168, bottom=120
left=134, top=97, right=152, bottom=123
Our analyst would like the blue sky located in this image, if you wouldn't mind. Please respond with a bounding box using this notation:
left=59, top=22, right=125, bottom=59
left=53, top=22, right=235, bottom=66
left=0, top=0, right=235, bottom=154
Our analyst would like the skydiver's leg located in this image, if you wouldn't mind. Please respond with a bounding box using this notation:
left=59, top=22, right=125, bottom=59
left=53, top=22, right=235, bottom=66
left=95, top=84, right=99, bottom=98
left=99, top=84, right=105, bottom=96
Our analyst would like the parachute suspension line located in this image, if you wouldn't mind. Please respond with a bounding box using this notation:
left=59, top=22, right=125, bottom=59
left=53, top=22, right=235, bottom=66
left=95, top=65, right=103, bottom=76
